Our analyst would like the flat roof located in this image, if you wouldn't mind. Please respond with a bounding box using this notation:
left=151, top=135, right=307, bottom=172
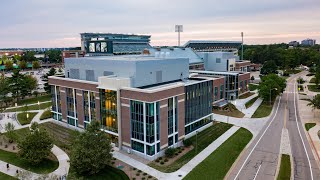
left=68, top=55, right=186, bottom=62
left=190, top=70, right=248, bottom=76
left=184, top=40, right=242, bottom=46
left=141, top=78, right=208, bottom=91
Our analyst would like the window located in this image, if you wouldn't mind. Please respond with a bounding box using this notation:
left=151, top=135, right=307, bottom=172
left=214, top=87, right=218, bottom=101
left=220, top=85, right=224, bottom=99
left=132, top=140, right=144, bottom=153
left=130, top=101, right=144, bottom=141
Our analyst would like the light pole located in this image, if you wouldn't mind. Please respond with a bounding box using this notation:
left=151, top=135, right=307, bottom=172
left=270, top=88, right=277, bottom=106
left=37, top=101, right=40, bottom=110
left=241, top=32, right=244, bottom=60
left=175, top=25, right=183, bottom=46
left=26, top=113, right=29, bottom=122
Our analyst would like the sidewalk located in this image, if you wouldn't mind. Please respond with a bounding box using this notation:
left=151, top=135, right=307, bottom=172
left=113, top=126, right=240, bottom=180
left=230, top=92, right=263, bottom=118
left=5, top=101, right=51, bottom=110
left=308, top=125, right=320, bottom=162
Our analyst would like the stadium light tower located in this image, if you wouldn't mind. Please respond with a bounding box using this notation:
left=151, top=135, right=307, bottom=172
left=175, top=25, right=183, bottom=46
left=241, top=32, right=244, bottom=60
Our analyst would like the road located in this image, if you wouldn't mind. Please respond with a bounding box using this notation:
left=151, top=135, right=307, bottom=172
left=227, top=72, right=320, bottom=180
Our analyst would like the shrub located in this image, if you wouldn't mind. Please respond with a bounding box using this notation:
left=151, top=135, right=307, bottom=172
left=132, top=178, right=136, bottom=180
left=175, top=153, right=179, bottom=156
left=159, top=157, right=163, bottom=160
left=178, top=150, right=182, bottom=153
left=155, top=159, right=160, bottom=163
left=165, top=148, right=176, bottom=158
left=136, top=173, right=140, bottom=176
left=111, top=161, right=115, bottom=164
left=164, top=158, right=168, bottom=162
left=148, top=175, right=153, bottom=178
left=160, top=161, right=164, bottom=165
left=112, top=157, right=116, bottom=160
left=181, top=148, right=185, bottom=151
left=138, top=170, right=142, bottom=173
left=133, top=167, right=137, bottom=170
left=143, top=172, right=147, bottom=176
left=183, top=139, right=192, bottom=147
left=5, top=144, right=7, bottom=148
left=142, top=178, right=145, bottom=180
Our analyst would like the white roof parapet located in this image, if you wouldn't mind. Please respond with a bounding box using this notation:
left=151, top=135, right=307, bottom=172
left=97, top=76, right=131, bottom=91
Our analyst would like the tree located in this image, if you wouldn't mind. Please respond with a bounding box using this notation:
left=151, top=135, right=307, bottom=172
left=4, top=123, right=15, bottom=143
left=261, top=60, right=277, bottom=75
left=5, top=61, right=13, bottom=71
left=21, top=75, right=38, bottom=98
left=70, top=121, right=112, bottom=175
left=258, top=74, right=286, bottom=102
left=21, top=51, right=36, bottom=62
left=9, top=70, right=37, bottom=100
left=315, top=63, right=320, bottom=87
left=0, top=74, right=10, bottom=111
left=307, top=94, right=320, bottom=117
left=42, top=68, right=56, bottom=93
left=17, top=122, right=53, bottom=165
left=32, top=61, right=40, bottom=69
left=45, top=50, right=62, bottom=63
left=19, top=60, right=27, bottom=70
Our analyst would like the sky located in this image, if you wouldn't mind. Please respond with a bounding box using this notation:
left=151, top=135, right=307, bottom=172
left=0, top=0, right=320, bottom=48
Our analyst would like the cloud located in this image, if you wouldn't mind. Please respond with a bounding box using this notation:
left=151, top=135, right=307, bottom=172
left=0, top=0, right=319, bottom=47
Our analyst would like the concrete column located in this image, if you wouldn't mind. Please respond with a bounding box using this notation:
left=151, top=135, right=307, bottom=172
left=117, top=89, right=122, bottom=149
left=154, top=102, right=157, bottom=154
left=143, top=102, right=147, bottom=155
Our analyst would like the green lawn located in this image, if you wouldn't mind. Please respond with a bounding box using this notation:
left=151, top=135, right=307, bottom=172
left=239, top=92, right=255, bottom=99
left=245, top=97, right=259, bottom=108
left=0, top=172, right=17, bottom=180
left=277, top=154, right=291, bottom=180
left=183, top=128, right=253, bottom=180
left=305, top=123, right=316, bottom=131
left=249, top=84, right=259, bottom=91
left=14, top=122, right=77, bottom=155
left=309, top=77, right=316, bottom=83
left=5, top=102, right=52, bottom=112
left=149, top=122, right=232, bottom=172
left=0, top=149, right=58, bottom=174
left=252, top=101, right=273, bottom=118
left=213, top=104, right=245, bottom=118
left=17, top=95, right=51, bottom=106
left=17, top=112, right=38, bottom=125
left=68, top=166, right=129, bottom=180
left=40, top=110, right=53, bottom=120
left=308, top=85, right=320, bottom=92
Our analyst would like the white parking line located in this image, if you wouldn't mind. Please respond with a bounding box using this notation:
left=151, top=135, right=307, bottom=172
left=253, top=164, right=262, bottom=180
left=293, top=82, right=314, bottom=180
left=233, top=96, right=282, bottom=180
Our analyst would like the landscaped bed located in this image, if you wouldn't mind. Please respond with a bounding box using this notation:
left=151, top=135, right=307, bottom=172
left=40, top=109, right=53, bottom=120
left=17, top=94, right=51, bottom=106
left=249, top=84, right=259, bottom=91
left=149, top=122, right=232, bottom=172
left=309, top=77, right=316, bottom=83
left=183, top=128, right=253, bottom=180
left=251, top=101, right=273, bottom=118
left=277, top=154, right=291, bottom=180
left=213, top=104, right=245, bottom=118
left=17, top=112, right=38, bottom=125
left=239, top=92, right=255, bottom=99
left=68, top=165, right=130, bottom=180
left=0, top=172, right=17, bottom=180
left=245, top=97, right=259, bottom=108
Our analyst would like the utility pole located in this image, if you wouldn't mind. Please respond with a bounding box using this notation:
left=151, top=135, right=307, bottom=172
left=175, top=25, right=183, bottom=46
left=241, top=32, right=244, bottom=60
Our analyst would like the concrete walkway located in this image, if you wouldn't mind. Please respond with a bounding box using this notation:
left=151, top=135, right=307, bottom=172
left=231, top=92, right=263, bottom=118
left=5, top=101, right=51, bottom=110
left=0, top=145, right=69, bottom=179
left=212, top=114, right=268, bottom=137
left=113, top=126, right=240, bottom=180
left=308, top=125, right=320, bottom=164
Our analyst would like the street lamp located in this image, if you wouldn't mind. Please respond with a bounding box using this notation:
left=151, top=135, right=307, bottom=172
left=270, top=88, right=277, bottom=106
left=37, top=101, right=40, bottom=110
left=26, top=113, right=29, bottom=122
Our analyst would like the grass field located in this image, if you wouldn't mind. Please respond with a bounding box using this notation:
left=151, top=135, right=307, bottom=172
left=14, top=122, right=77, bottom=155
left=0, top=149, right=58, bottom=174
left=239, top=92, right=255, bottom=99
left=0, top=172, right=17, bottom=180
left=17, top=112, right=38, bottom=125
left=277, top=154, right=291, bottom=180
left=5, top=102, right=52, bottom=112
left=249, top=84, right=259, bottom=91
left=17, top=95, right=51, bottom=106
left=251, top=101, right=273, bottom=118
left=68, top=166, right=129, bottom=180
left=213, top=104, right=245, bottom=118
left=40, top=109, right=53, bottom=120
left=308, top=85, right=320, bottom=92
left=309, top=77, right=316, bottom=84
left=149, top=122, right=232, bottom=172
left=245, top=97, right=259, bottom=108
left=305, top=123, right=316, bottom=131
left=183, top=128, right=253, bottom=180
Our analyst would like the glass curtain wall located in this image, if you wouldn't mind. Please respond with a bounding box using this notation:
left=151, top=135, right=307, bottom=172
left=100, top=90, right=118, bottom=132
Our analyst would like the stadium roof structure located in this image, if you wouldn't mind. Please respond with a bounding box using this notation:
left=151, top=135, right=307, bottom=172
left=183, top=40, right=242, bottom=47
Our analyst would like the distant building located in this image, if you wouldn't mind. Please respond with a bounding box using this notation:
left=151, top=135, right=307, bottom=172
left=301, top=39, right=316, bottom=46
left=288, top=41, right=299, bottom=47
left=183, top=40, right=242, bottom=54
left=80, top=33, right=152, bottom=55
left=62, top=50, right=85, bottom=63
